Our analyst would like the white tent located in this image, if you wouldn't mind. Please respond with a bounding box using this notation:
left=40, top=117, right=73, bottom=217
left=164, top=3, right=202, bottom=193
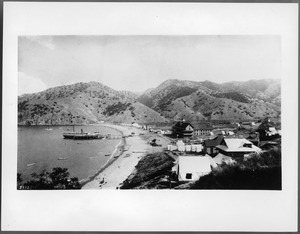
left=173, top=156, right=212, bottom=181
left=196, top=145, right=203, bottom=152
left=191, top=145, right=197, bottom=152
left=168, top=145, right=178, bottom=151
left=177, top=140, right=185, bottom=152
left=192, top=145, right=197, bottom=152
left=185, top=145, right=192, bottom=152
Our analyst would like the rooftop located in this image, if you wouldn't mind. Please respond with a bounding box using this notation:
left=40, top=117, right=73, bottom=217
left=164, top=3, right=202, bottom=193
left=204, top=135, right=224, bottom=147
left=216, top=138, right=261, bottom=153
left=176, top=156, right=212, bottom=174
left=173, top=121, right=194, bottom=129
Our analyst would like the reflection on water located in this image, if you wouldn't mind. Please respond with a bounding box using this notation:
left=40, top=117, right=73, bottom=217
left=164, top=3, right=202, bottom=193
left=18, top=125, right=121, bottom=182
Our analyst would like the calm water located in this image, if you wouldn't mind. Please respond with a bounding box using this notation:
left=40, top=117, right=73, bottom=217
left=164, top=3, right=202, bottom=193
left=18, top=125, right=122, bottom=182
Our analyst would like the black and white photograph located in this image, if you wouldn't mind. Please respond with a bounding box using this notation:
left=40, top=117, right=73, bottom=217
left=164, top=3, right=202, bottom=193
left=17, top=35, right=282, bottom=190
left=2, top=2, right=298, bottom=232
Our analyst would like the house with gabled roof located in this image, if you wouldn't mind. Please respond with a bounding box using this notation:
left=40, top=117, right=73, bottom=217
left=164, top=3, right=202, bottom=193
left=203, top=135, right=224, bottom=155
left=172, top=120, right=194, bottom=138
left=216, top=138, right=261, bottom=158
left=172, top=155, right=216, bottom=181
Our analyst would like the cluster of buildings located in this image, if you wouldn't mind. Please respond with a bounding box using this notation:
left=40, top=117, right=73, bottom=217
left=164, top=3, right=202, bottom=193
left=169, top=134, right=262, bottom=182
left=123, top=118, right=280, bottom=183
left=172, top=119, right=239, bottom=138
left=169, top=118, right=280, bottom=182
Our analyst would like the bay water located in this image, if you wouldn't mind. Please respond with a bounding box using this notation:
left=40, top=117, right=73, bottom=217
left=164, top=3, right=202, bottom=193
left=17, top=125, right=122, bottom=182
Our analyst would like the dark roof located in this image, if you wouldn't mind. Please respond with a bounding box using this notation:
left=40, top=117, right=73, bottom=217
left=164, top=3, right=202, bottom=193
left=247, top=135, right=259, bottom=140
left=204, top=135, right=224, bottom=147
left=192, top=122, right=213, bottom=130
left=257, top=119, right=276, bottom=131
left=173, top=122, right=194, bottom=129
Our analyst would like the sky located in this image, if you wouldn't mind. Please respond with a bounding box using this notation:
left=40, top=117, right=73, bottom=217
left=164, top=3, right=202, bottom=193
left=18, top=35, right=281, bottom=95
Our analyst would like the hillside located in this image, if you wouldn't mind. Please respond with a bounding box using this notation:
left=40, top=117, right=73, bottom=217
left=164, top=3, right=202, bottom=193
left=137, top=79, right=210, bottom=111
left=18, top=78, right=281, bottom=125
left=138, top=79, right=281, bottom=122
left=221, top=79, right=281, bottom=106
left=18, top=82, right=168, bottom=125
left=161, top=90, right=280, bottom=122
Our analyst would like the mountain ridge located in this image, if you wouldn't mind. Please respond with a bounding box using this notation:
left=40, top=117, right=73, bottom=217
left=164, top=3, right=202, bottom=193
left=18, top=78, right=281, bottom=125
left=18, top=81, right=169, bottom=125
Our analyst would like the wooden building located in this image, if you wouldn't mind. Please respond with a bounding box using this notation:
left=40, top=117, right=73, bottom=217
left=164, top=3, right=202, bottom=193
left=192, top=122, right=213, bottom=136
left=203, top=135, right=224, bottom=155
left=172, top=120, right=194, bottom=138
left=215, top=138, right=261, bottom=158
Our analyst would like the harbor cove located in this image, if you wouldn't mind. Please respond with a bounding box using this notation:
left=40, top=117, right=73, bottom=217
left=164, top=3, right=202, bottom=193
left=18, top=125, right=123, bottom=183
left=16, top=36, right=282, bottom=190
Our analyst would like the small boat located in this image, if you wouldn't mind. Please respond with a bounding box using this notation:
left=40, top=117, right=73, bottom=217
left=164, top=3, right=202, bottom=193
left=57, top=157, right=69, bottom=160
left=45, top=128, right=53, bottom=131
left=27, top=163, right=36, bottom=167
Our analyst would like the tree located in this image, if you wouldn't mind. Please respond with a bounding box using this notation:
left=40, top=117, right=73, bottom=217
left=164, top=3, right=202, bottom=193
left=19, top=167, right=81, bottom=190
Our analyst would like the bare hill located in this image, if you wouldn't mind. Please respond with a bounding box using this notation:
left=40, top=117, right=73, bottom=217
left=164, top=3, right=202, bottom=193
left=161, top=90, right=280, bottom=122
left=138, top=79, right=281, bottom=122
left=18, top=78, right=281, bottom=125
left=18, top=82, right=168, bottom=125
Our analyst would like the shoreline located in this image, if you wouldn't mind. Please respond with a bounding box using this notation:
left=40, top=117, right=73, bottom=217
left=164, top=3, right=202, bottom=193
left=81, top=123, right=170, bottom=189
left=79, top=126, right=127, bottom=187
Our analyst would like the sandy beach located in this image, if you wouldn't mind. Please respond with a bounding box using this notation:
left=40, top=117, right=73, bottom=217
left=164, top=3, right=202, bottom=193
left=82, top=124, right=170, bottom=189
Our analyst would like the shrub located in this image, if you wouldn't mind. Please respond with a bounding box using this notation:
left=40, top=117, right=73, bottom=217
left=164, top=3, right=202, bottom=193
left=121, top=152, right=174, bottom=189
left=103, top=102, right=131, bottom=116
left=191, top=148, right=281, bottom=190
left=191, top=165, right=281, bottom=190
left=18, top=167, right=81, bottom=190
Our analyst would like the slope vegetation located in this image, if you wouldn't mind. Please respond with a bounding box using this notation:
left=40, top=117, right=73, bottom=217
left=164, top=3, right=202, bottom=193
left=18, top=82, right=168, bottom=125
left=138, top=79, right=281, bottom=122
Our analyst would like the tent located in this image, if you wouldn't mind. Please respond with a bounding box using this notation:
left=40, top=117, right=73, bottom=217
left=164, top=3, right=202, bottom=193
left=177, top=141, right=185, bottom=152
left=196, top=145, right=203, bottom=152
left=185, top=145, right=192, bottom=152
left=191, top=145, right=197, bottom=152
left=168, top=145, right=178, bottom=151
left=173, top=156, right=212, bottom=181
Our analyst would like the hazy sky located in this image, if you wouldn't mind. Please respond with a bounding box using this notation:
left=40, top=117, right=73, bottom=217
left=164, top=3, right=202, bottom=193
left=18, top=35, right=281, bottom=95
